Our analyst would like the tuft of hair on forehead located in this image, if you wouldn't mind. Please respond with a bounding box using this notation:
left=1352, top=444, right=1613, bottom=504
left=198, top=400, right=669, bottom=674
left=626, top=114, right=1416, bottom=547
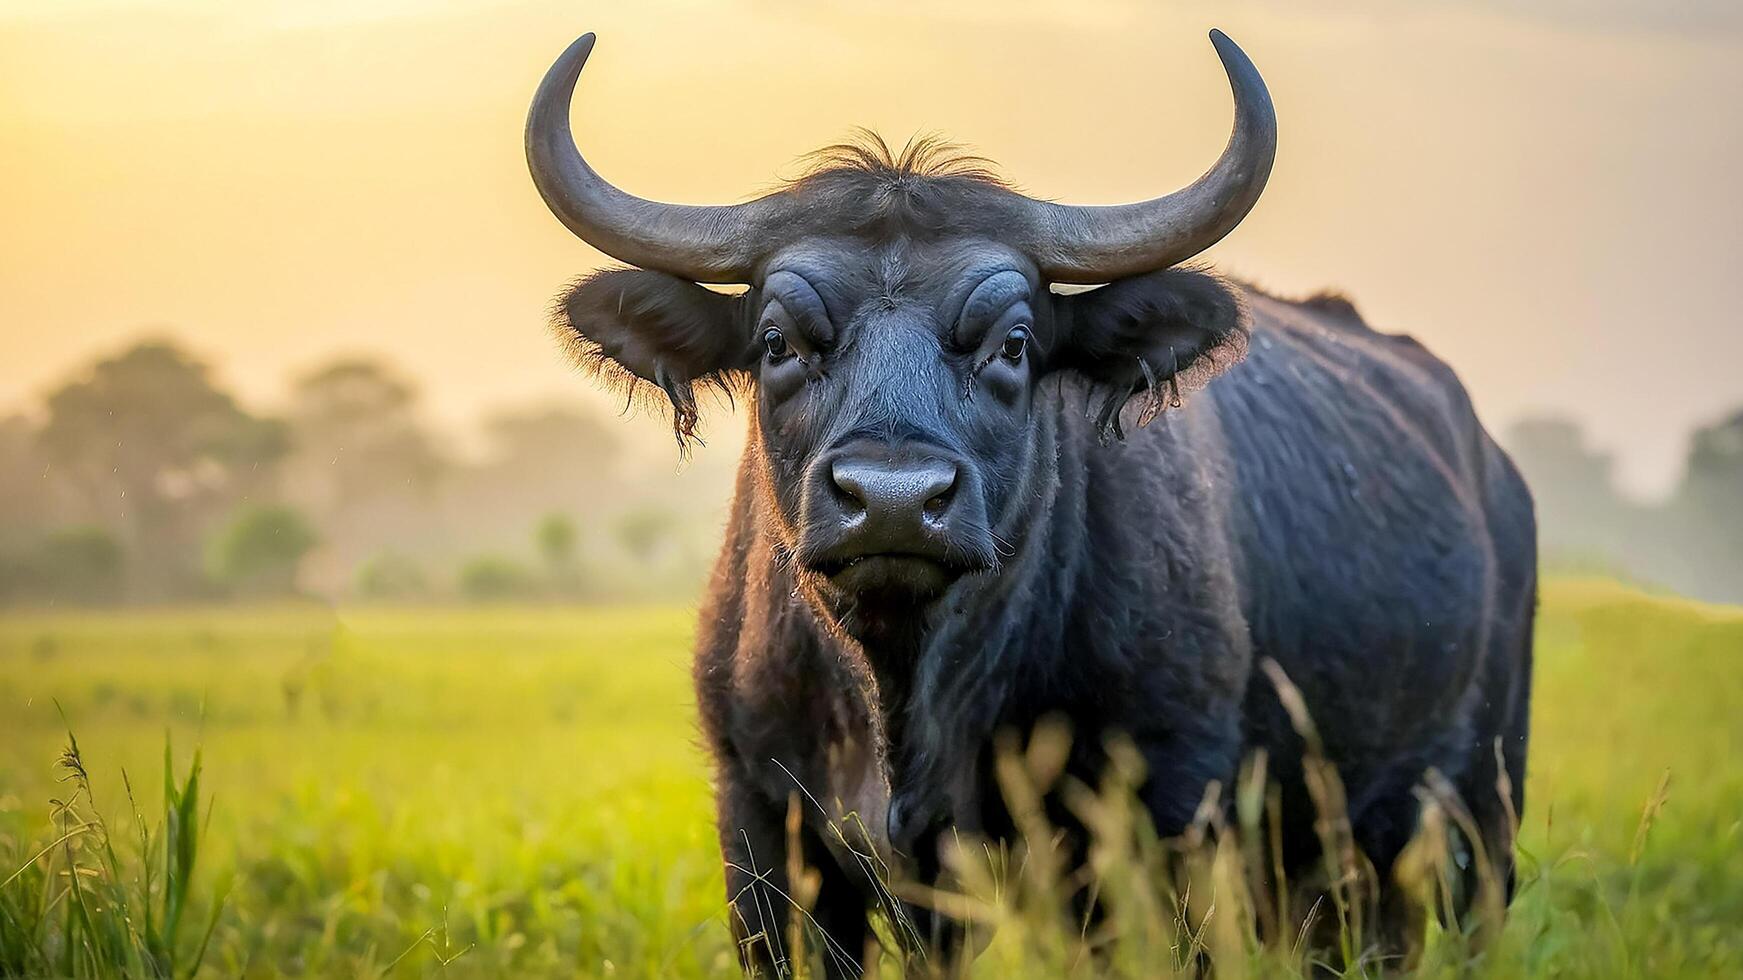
left=796, top=130, right=1007, bottom=185
left=784, top=130, right=1014, bottom=236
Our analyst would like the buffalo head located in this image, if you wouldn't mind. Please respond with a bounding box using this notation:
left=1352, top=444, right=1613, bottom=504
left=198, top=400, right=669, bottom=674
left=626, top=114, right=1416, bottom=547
left=529, top=31, right=1274, bottom=616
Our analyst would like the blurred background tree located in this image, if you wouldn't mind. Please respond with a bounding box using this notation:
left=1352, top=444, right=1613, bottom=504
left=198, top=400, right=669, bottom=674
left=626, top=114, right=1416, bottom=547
left=206, top=504, right=319, bottom=598
left=287, top=359, right=444, bottom=511
left=0, top=414, right=54, bottom=553
left=443, top=405, right=622, bottom=556
left=1504, top=417, right=1643, bottom=572
left=353, top=552, right=430, bottom=602
left=1, top=526, right=126, bottom=606
left=34, top=340, right=286, bottom=600
left=1506, top=410, right=1743, bottom=603
left=535, top=512, right=584, bottom=597
left=0, top=334, right=736, bottom=605
left=283, top=358, right=446, bottom=593
left=613, top=507, right=678, bottom=566
left=1660, top=410, right=1743, bottom=602
left=457, top=555, right=539, bottom=603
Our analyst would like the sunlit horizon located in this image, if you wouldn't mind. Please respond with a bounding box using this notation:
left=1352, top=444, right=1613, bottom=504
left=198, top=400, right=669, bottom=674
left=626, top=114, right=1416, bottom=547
left=3, top=0, right=1740, bottom=497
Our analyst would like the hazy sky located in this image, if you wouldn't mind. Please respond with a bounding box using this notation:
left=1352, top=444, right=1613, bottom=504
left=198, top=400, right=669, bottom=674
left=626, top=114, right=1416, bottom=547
left=2, top=0, right=1739, bottom=496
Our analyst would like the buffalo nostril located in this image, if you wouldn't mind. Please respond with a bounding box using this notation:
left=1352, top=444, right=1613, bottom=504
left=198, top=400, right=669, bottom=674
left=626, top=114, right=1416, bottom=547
left=830, top=461, right=869, bottom=511
left=923, top=487, right=954, bottom=522
left=830, top=457, right=959, bottom=526
left=921, top=470, right=957, bottom=523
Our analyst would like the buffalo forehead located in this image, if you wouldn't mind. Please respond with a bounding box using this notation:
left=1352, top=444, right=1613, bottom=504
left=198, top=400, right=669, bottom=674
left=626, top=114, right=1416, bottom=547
left=762, top=237, right=1039, bottom=336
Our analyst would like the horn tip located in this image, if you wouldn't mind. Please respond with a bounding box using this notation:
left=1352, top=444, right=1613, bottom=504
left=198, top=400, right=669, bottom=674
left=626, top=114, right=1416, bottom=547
left=1207, top=29, right=1265, bottom=94
left=561, top=32, right=598, bottom=63
left=543, top=33, right=596, bottom=86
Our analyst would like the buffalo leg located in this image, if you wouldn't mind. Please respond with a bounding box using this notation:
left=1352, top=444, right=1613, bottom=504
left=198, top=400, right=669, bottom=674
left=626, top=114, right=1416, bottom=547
left=1351, top=775, right=1431, bottom=970
left=717, top=775, right=872, bottom=978
left=717, top=776, right=793, bottom=977
left=1450, top=587, right=1535, bottom=938
left=1133, top=722, right=1242, bottom=837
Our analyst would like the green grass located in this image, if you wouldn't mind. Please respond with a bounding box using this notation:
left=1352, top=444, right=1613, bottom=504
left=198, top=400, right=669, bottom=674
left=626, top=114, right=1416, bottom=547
left=0, top=582, right=1738, bottom=977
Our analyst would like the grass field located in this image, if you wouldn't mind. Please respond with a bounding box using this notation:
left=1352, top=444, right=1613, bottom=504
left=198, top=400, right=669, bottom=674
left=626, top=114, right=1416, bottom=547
left=1, top=580, right=1739, bottom=977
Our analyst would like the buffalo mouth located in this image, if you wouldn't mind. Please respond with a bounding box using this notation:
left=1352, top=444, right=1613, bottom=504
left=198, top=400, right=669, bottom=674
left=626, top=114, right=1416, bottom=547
left=808, top=551, right=983, bottom=597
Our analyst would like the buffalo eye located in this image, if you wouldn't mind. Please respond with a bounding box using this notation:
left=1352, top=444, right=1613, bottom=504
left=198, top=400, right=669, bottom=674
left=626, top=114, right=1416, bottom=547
left=1000, top=325, right=1031, bottom=364
left=762, top=326, right=791, bottom=362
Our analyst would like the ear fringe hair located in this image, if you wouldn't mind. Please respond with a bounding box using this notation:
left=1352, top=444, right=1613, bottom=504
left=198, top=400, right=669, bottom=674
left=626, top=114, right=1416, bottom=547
left=547, top=275, right=749, bottom=458
left=1086, top=266, right=1252, bottom=444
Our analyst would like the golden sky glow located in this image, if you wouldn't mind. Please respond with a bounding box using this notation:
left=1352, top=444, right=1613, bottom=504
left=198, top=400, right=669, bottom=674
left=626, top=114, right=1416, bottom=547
left=2, top=0, right=1739, bottom=494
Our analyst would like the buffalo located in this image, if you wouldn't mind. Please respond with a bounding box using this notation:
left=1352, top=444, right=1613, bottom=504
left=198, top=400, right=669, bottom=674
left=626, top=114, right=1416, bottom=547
left=526, top=29, right=1535, bottom=976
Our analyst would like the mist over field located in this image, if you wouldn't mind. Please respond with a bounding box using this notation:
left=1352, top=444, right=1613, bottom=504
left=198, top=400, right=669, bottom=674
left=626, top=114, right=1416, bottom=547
left=0, top=340, right=735, bottom=607
left=3, top=336, right=1742, bottom=609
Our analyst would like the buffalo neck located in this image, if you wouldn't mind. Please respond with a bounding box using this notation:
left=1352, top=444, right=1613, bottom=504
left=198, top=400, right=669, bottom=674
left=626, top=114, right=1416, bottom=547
left=822, top=382, right=1093, bottom=824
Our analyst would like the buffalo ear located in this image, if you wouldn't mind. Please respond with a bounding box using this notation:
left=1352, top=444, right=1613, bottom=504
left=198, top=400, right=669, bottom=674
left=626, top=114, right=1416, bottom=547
left=1051, top=267, right=1249, bottom=441
left=553, top=269, right=751, bottom=448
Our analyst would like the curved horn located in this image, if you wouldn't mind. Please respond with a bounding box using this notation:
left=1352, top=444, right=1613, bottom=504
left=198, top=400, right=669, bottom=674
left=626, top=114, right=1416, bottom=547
left=526, top=33, right=786, bottom=283
left=1021, top=30, right=1277, bottom=284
